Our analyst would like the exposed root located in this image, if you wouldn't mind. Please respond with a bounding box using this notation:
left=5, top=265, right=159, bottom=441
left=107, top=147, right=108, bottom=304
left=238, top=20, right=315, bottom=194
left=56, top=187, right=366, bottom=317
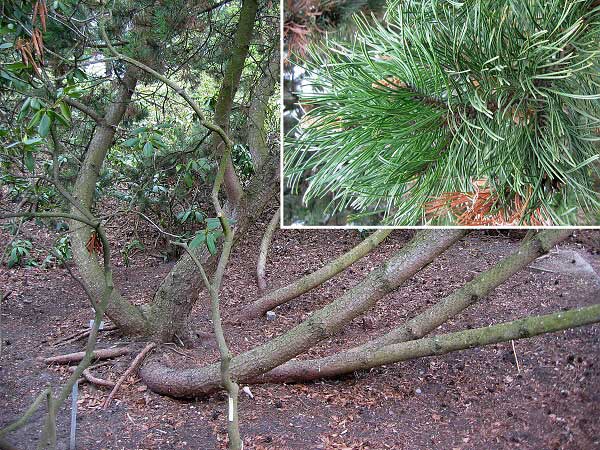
left=103, top=343, right=156, bottom=408
left=44, top=346, right=130, bottom=364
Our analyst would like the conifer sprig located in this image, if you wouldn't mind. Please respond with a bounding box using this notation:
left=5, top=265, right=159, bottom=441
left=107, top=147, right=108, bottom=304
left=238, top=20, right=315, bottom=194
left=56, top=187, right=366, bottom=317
left=285, top=0, right=600, bottom=225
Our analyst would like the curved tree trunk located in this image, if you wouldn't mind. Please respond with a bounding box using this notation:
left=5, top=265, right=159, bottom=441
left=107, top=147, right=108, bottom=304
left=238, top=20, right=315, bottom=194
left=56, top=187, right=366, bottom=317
left=256, top=207, right=280, bottom=293
left=140, top=230, right=465, bottom=397
left=143, top=0, right=266, bottom=343
left=253, top=303, right=600, bottom=383
left=69, top=0, right=271, bottom=343
left=69, top=66, right=150, bottom=335
left=239, top=228, right=392, bottom=319
left=253, top=229, right=571, bottom=382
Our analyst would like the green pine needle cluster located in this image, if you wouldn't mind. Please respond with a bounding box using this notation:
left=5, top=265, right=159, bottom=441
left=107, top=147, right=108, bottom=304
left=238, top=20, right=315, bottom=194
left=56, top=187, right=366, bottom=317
left=285, top=0, right=600, bottom=225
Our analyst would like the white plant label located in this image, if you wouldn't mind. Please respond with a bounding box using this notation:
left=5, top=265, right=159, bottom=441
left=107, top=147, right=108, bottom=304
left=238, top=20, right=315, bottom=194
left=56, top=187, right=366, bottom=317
left=228, top=396, right=234, bottom=422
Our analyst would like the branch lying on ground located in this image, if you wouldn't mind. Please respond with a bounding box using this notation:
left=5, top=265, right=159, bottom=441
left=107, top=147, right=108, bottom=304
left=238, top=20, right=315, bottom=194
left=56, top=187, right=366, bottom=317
left=254, top=303, right=600, bottom=383
left=258, top=229, right=571, bottom=382
left=53, top=325, right=118, bottom=347
left=140, top=230, right=465, bottom=397
left=68, top=366, right=115, bottom=388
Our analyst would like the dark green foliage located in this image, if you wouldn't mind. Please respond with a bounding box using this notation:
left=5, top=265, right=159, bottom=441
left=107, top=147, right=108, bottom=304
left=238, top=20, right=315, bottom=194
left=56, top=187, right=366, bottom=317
left=286, top=0, right=600, bottom=225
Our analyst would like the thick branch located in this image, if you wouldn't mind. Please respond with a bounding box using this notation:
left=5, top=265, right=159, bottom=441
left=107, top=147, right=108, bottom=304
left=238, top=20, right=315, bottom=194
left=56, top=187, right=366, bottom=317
left=247, top=44, right=280, bottom=169
left=211, top=0, right=260, bottom=204
left=44, top=346, right=131, bottom=364
left=258, top=229, right=571, bottom=382
left=69, top=65, right=148, bottom=335
left=62, top=97, right=104, bottom=124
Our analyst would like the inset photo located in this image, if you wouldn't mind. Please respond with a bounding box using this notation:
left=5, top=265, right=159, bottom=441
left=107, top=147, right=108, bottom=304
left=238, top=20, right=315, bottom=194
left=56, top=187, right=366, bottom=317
left=283, top=0, right=600, bottom=227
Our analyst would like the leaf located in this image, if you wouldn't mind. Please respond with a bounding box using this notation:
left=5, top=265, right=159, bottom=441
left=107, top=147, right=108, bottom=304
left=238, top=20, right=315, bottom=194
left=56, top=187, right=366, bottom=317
left=206, top=217, right=222, bottom=231
left=206, top=232, right=217, bottom=255
left=17, top=98, right=31, bottom=122
left=59, top=101, right=72, bottom=122
left=176, top=210, right=191, bottom=223
left=48, top=110, right=69, bottom=127
left=27, top=109, right=43, bottom=130
left=189, top=232, right=206, bottom=250
left=24, top=152, right=35, bottom=172
left=183, top=171, right=193, bottom=188
left=38, top=113, right=51, bottom=137
left=7, top=248, right=18, bottom=268
left=0, top=42, right=13, bottom=50
left=123, top=137, right=140, bottom=147
left=23, top=136, right=42, bottom=146
left=143, top=141, right=154, bottom=158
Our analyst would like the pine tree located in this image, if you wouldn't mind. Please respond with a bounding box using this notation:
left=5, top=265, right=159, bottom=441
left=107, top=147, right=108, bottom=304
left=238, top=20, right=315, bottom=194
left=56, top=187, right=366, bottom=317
left=285, top=0, right=600, bottom=226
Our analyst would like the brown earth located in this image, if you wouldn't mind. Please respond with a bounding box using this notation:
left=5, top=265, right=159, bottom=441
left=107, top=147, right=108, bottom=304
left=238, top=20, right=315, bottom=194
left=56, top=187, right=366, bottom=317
left=1, top=214, right=599, bottom=450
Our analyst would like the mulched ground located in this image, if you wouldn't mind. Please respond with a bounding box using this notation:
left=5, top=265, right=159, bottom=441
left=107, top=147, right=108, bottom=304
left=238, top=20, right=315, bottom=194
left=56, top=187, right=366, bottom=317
left=1, top=211, right=599, bottom=450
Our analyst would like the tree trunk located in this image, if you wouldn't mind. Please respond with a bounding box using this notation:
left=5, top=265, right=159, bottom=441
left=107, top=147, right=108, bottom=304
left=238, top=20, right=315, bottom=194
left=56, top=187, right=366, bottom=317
left=68, top=3, right=272, bottom=343
left=69, top=66, right=150, bottom=335
left=140, top=230, right=465, bottom=397
left=247, top=45, right=280, bottom=169
left=253, top=303, right=600, bottom=383
left=240, top=228, right=392, bottom=319
left=144, top=154, right=279, bottom=342
left=253, top=229, right=571, bottom=382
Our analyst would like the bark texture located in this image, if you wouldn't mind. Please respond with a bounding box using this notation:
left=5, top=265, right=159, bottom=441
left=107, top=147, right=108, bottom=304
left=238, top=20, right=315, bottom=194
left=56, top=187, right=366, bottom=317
left=256, top=207, right=280, bottom=293
left=140, top=230, right=465, bottom=397
left=247, top=45, right=280, bottom=169
left=212, top=0, right=260, bottom=204
left=145, top=154, right=279, bottom=342
left=240, top=229, right=392, bottom=319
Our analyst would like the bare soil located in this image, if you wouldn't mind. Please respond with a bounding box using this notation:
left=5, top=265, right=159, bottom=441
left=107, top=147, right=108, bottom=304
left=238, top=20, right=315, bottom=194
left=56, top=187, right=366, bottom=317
left=1, top=215, right=599, bottom=450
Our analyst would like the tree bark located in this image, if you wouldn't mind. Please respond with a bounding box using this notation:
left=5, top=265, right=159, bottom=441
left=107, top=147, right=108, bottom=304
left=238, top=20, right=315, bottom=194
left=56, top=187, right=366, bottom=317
left=69, top=66, right=150, bottom=335
left=253, top=303, right=600, bottom=383
left=74, top=4, right=278, bottom=341
left=212, top=0, right=260, bottom=204
left=141, top=0, right=270, bottom=343
left=240, top=228, right=392, bottom=319
left=256, top=207, right=280, bottom=293
left=140, top=230, right=465, bottom=397
left=247, top=45, right=280, bottom=169
left=254, top=229, right=571, bottom=382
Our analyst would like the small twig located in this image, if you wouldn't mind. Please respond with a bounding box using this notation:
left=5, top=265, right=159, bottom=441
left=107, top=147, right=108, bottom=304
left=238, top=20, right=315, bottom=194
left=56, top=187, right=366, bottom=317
left=511, top=340, right=521, bottom=372
left=82, top=368, right=115, bottom=388
left=163, top=343, right=189, bottom=358
left=53, top=325, right=117, bottom=347
left=44, top=346, right=130, bottom=364
left=103, top=343, right=156, bottom=408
